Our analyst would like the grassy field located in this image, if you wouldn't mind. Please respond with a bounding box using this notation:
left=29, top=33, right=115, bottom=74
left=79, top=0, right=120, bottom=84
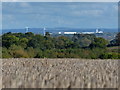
left=2, top=58, right=119, bottom=88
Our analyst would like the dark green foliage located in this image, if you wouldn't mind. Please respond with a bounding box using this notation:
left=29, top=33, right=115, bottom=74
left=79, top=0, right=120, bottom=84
left=2, top=47, right=12, bottom=58
left=2, top=34, right=19, bottom=48
left=54, top=36, right=74, bottom=49
left=108, top=39, right=116, bottom=46
left=115, top=32, right=120, bottom=46
left=34, top=49, right=44, bottom=58
left=108, top=32, right=120, bottom=46
left=72, top=34, right=95, bottom=48
left=1, top=32, right=119, bottom=59
left=0, top=36, right=2, bottom=47
left=19, top=38, right=29, bottom=48
left=25, top=32, right=34, bottom=38
left=89, top=37, right=108, bottom=49
left=99, top=52, right=120, bottom=59
left=45, top=32, right=51, bottom=37
left=26, top=47, right=35, bottom=58
left=28, top=34, right=45, bottom=49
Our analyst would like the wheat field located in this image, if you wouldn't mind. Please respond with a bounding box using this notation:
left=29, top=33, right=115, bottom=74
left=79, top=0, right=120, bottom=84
left=2, top=59, right=119, bottom=88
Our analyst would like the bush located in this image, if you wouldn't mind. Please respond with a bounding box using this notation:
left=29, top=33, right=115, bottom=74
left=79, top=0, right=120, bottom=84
left=8, top=45, right=29, bottom=58
left=34, top=49, right=44, bottom=58
left=2, top=47, right=12, bottom=58
left=26, top=47, right=35, bottom=58
left=99, top=52, right=120, bottom=59
left=89, top=37, right=108, bottom=49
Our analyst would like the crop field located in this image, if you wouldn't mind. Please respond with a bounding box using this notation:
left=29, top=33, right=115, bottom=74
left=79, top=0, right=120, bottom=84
left=2, top=59, right=119, bottom=88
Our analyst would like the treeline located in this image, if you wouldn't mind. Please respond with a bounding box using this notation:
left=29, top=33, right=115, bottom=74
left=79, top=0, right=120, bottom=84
left=1, top=32, right=120, bottom=59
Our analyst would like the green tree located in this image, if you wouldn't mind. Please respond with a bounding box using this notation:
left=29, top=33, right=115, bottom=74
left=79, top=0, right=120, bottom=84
left=99, top=52, right=120, bottom=59
left=45, top=32, right=50, bottom=37
left=25, top=32, right=34, bottom=40
left=115, top=32, right=120, bottom=46
left=43, top=40, right=55, bottom=50
left=89, top=37, right=108, bottom=48
left=72, top=34, right=95, bottom=48
left=8, top=44, right=29, bottom=58
left=2, top=35, right=19, bottom=48
left=19, top=38, right=28, bottom=48
left=34, top=48, right=44, bottom=58
left=2, top=47, right=12, bottom=58
left=28, top=34, right=45, bottom=49
left=55, top=36, right=73, bottom=49
left=13, top=33, right=25, bottom=39
left=26, top=47, right=35, bottom=58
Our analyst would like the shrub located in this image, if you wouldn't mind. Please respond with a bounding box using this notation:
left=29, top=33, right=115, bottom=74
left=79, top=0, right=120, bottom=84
left=34, top=49, right=44, bottom=58
left=89, top=37, right=108, bottom=49
left=2, top=47, right=12, bottom=58
left=26, top=47, right=35, bottom=58
left=99, top=52, right=120, bottom=59
left=8, top=44, right=29, bottom=58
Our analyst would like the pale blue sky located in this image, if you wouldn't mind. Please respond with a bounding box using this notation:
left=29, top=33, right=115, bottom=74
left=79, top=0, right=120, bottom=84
left=2, top=2, right=118, bottom=29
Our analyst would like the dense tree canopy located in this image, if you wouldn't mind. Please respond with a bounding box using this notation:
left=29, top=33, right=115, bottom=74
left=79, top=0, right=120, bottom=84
left=89, top=37, right=108, bottom=48
left=1, top=32, right=120, bottom=59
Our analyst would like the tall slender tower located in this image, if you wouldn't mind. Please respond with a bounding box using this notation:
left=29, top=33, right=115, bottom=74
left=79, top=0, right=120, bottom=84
left=96, top=28, right=99, bottom=33
left=25, top=27, right=29, bottom=33
left=43, top=27, right=46, bottom=36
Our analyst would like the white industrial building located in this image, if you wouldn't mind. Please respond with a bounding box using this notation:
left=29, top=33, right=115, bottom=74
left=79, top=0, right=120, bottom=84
left=58, top=32, right=62, bottom=34
left=64, top=32, right=77, bottom=34
left=58, top=29, right=103, bottom=35
left=96, top=29, right=103, bottom=34
left=81, top=32, right=95, bottom=34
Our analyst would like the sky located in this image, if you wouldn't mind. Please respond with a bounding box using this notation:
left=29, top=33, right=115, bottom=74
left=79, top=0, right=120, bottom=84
left=2, top=2, right=118, bottom=29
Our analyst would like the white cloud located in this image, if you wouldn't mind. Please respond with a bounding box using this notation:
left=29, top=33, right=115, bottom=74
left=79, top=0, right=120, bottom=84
left=73, top=10, right=103, bottom=17
left=20, top=2, right=31, bottom=7
left=2, top=0, right=119, bottom=2
left=113, top=5, right=118, bottom=11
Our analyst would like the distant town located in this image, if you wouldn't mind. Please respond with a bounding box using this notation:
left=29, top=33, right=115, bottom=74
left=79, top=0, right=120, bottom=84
left=25, top=27, right=104, bottom=35
left=58, top=29, right=103, bottom=35
left=2, top=27, right=117, bottom=41
left=23, top=27, right=117, bottom=41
